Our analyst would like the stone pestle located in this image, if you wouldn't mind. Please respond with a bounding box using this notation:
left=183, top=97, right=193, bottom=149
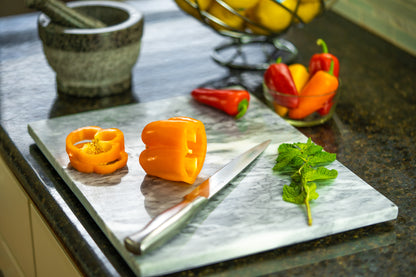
left=26, top=0, right=107, bottom=28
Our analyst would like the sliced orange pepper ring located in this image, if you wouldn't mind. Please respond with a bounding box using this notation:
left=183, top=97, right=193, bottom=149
left=66, top=126, right=128, bottom=174
left=139, top=116, right=207, bottom=184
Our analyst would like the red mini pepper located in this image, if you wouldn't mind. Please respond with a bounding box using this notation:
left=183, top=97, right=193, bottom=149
left=264, top=57, right=299, bottom=109
left=191, top=88, right=250, bottom=119
left=308, top=39, right=339, bottom=78
left=317, top=96, right=335, bottom=116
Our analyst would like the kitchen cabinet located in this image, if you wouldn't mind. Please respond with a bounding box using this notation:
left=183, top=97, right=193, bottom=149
left=30, top=202, right=81, bottom=277
left=0, top=155, right=81, bottom=277
left=0, top=155, right=35, bottom=277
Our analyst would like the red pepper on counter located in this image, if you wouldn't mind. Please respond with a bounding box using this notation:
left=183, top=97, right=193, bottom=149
left=308, top=39, right=339, bottom=78
left=191, top=88, right=250, bottom=119
left=264, top=57, right=299, bottom=109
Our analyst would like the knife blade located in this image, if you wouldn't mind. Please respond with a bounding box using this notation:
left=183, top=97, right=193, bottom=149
left=124, top=139, right=271, bottom=255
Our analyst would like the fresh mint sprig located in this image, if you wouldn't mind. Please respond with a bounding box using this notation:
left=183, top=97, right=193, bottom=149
left=273, top=138, right=338, bottom=225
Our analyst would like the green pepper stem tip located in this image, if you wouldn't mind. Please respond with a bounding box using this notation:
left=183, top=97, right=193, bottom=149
left=235, top=99, right=249, bottom=119
left=316, top=38, right=328, bottom=54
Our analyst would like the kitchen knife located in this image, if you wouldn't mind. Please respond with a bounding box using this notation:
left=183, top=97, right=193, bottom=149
left=124, top=139, right=271, bottom=255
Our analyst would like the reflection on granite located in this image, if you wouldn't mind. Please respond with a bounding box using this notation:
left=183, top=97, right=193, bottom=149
left=49, top=90, right=139, bottom=118
left=168, top=221, right=397, bottom=277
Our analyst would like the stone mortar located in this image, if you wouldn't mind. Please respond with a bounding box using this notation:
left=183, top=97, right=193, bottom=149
left=38, top=1, right=144, bottom=97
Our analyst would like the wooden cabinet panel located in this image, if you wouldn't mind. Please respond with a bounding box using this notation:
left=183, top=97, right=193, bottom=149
left=0, top=156, right=35, bottom=277
left=0, top=233, right=25, bottom=277
left=1, top=156, right=81, bottom=277
left=30, top=204, right=82, bottom=277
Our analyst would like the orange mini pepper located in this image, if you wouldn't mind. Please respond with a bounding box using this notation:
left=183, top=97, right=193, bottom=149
left=288, top=61, right=339, bottom=120
left=66, top=126, right=128, bottom=174
left=139, top=116, right=207, bottom=184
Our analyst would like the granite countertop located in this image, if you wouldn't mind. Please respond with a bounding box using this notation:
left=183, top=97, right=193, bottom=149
left=1, top=0, right=415, bottom=276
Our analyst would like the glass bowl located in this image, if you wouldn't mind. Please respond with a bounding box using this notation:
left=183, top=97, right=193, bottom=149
left=263, top=82, right=340, bottom=127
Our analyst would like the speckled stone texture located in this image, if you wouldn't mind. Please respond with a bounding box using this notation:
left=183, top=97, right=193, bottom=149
left=38, top=1, right=144, bottom=97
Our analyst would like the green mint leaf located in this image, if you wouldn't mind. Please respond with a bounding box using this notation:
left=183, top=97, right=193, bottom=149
left=304, top=167, right=338, bottom=181
left=304, top=141, right=323, bottom=156
left=274, top=137, right=338, bottom=226
left=277, top=143, right=297, bottom=154
left=305, top=182, right=319, bottom=200
left=282, top=182, right=305, bottom=204
left=294, top=137, right=311, bottom=151
left=273, top=147, right=299, bottom=170
left=309, top=152, right=336, bottom=166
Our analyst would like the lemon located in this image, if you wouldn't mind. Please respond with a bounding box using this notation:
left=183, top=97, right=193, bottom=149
left=296, top=0, right=322, bottom=24
left=174, top=0, right=212, bottom=20
left=207, top=1, right=245, bottom=32
left=222, top=0, right=259, bottom=10
left=248, top=0, right=297, bottom=35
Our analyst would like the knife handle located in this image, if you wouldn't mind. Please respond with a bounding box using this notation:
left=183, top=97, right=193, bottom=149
left=124, top=196, right=208, bottom=255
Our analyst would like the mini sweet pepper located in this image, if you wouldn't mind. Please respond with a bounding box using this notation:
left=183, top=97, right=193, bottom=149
left=288, top=63, right=309, bottom=92
left=139, top=117, right=207, bottom=184
left=289, top=60, right=339, bottom=119
left=191, top=88, right=250, bottom=119
left=66, top=126, right=128, bottom=174
left=264, top=57, right=299, bottom=109
left=308, top=38, right=339, bottom=78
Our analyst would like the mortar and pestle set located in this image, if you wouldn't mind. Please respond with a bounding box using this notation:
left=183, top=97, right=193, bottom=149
left=27, top=0, right=144, bottom=97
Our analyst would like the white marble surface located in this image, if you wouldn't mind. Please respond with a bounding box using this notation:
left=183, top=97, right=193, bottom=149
left=28, top=94, right=398, bottom=276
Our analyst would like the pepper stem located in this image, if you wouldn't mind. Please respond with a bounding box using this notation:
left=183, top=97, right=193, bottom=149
left=317, top=38, right=328, bottom=53
left=276, top=57, right=282, bottom=64
left=236, top=99, right=249, bottom=119
left=328, top=59, right=334, bottom=76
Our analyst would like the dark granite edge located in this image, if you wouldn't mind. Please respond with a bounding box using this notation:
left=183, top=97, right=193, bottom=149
left=0, top=126, right=135, bottom=277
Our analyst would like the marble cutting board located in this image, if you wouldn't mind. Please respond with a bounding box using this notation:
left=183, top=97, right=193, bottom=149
left=28, top=94, right=398, bottom=276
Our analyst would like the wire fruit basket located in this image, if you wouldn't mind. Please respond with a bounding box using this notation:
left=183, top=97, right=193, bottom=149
left=174, top=0, right=330, bottom=70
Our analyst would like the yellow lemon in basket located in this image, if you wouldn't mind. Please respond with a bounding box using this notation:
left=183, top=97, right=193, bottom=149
left=247, top=0, right=297, bottom=35
left=207, top=1, right=245, bottom=32
left=222, top=0, right=259, bottom=10
left=296, top=0, right=322, bottom=24
left=174, top=0, right=212, bottom=20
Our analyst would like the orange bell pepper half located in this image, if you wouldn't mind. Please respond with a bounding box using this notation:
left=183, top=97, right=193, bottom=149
left=66, top=126, right=128, bottom=174
left=139, top=116, right=207, bottom=184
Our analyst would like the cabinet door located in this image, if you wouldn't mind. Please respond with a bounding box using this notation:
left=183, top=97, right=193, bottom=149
left=0, top=156, right=35, bottom=277
left=30, top=204, right=82, bottom=277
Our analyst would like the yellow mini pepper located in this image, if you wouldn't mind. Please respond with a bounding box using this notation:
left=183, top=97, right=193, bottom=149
left=288, top=63, right=309, bottom=93
left=139, top=117, right=207, bottom=184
